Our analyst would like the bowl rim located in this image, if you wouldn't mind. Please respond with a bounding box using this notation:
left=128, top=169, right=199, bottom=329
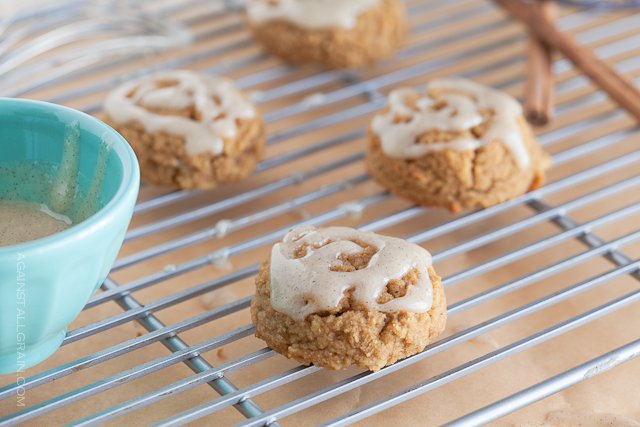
left=0, top=97, right=140, bottom=254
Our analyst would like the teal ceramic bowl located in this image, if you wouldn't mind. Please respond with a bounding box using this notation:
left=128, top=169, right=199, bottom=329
left=0, top=98, right=139, bottom=374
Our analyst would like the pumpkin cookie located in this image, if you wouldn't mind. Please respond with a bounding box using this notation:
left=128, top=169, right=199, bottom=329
left=366, top=78, right=551, bottom=212
left=245, top=0, right=406, bottom=69
left=103, top=70, right=265, bottom=190
left=251, top=226, right=447, bottom=371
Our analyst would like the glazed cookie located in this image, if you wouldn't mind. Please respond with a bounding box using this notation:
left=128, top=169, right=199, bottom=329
left=245, top=0, right=406, bottom=69
left=251, top=226, right=447, bottom=371
left=367, top=78, right=551, bottom=212
left=103, top=70, right=265, bottom=190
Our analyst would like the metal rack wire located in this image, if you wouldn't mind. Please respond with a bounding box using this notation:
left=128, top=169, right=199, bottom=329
left=0, top=0, right=639, bottom=425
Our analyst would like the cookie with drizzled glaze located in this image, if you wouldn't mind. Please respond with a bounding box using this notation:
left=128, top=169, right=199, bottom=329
left=103, top=70, right=265, bottom=190
left=367, top=78, right=551, bottom=212
left=251, top=226, right=447, bottom=371
left=245, top=0, right=406, bottom=69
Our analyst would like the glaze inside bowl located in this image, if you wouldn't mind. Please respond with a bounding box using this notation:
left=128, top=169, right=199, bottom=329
left=0, top=98, right=139, bottom=374
left=0, top=111, right=124, bottom=231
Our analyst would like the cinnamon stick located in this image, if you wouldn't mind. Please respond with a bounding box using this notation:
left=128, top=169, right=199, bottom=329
left=524, top=0, right=556, bottom=126
left=494, top=0, right=640, bottom=122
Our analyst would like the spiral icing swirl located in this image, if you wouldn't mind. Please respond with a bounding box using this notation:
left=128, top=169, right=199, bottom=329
left=371, top=78, right=530, bottom=169
left=104, top=70, right=255, bottom=156
left=269, top=226, right=433, bottom=321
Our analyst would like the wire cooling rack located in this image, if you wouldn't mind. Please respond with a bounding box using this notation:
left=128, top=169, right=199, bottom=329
left=1, top=0, right=639, bottom=425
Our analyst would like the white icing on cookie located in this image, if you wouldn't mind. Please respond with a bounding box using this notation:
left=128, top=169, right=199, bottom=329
left=371, top=78, right=530, bottom=169
left=270, top=226, right=433, bottom=321
left=104, top=70, right=256, bottom=155
left=246, top=0, right=380, bottom=30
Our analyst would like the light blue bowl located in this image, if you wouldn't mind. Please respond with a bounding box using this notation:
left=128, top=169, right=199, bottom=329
left=0, top=98, right=139, bottom=374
